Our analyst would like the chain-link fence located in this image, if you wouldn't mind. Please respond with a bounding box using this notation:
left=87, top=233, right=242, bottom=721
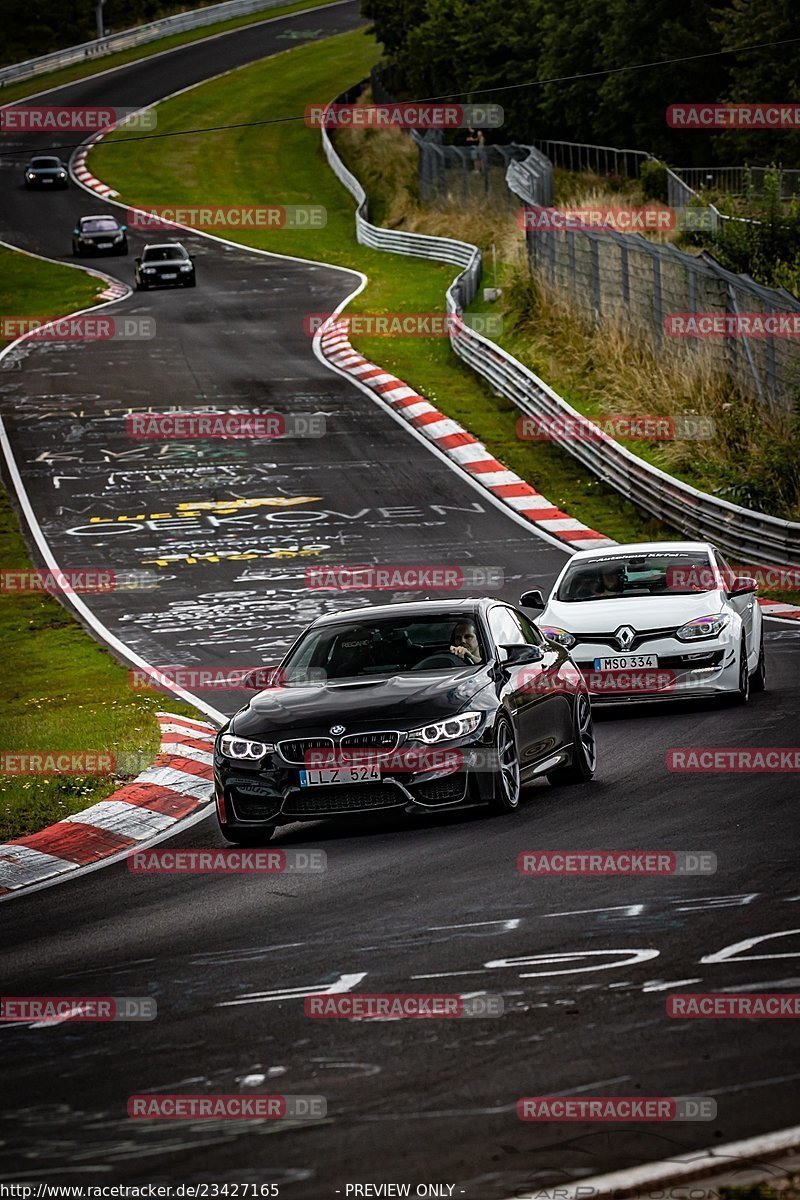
left=675, top=166, right=800, bottom=199
left=324, top=83, right=800, bottom=558
left=520, top=216, right=800, bottom=407
left=365, top=72, right=800, bottom=408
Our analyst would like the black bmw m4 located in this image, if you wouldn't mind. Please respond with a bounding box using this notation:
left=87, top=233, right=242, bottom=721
left=214, top=598, right=596, bottom=844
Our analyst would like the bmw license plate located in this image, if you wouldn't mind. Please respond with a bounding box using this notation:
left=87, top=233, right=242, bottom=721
left=300, top=765, right=381, bottom=786
left=162, top=272, right=177, bottom=279
left=98, top=242, right=112, bottom=248
left=594, top=654, right=658, bottom=670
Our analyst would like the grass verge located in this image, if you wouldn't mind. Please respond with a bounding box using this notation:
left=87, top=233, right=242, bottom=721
left=0, top=0, right=347, bottom=106
left=91, top=31, right=800, bottom=600
left=94, top=28, right=673, bottom=547
left=0, top=248, right=201, bottom=841
left=0, top=245, right=103, bottom=343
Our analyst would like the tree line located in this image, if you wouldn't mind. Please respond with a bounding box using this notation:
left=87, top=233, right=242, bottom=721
left=0, top=0, right=202, bottom=65
left=361, top=0, right=800, bottom=168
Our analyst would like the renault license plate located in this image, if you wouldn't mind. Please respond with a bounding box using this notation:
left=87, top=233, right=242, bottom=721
left=594, top=654, right=658, bottom=670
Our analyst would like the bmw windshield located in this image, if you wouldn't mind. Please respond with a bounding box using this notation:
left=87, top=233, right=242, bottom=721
left=282, top=615, right=486, bottom=681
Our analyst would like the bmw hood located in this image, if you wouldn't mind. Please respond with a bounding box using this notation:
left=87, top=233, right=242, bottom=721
left=541, top=590, right=728, bottom=632
left=228, top=669, right=492, bottom=738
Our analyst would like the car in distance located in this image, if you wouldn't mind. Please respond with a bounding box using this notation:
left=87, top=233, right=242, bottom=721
left=214, top=598, right=595, bottom=844
left=24, top=156, right=68, bottom=189
left=533, top=540, right=765, bottom=705
left=134, top=243, right=196, bottom=289
left=72, top=214, right=128, bottom=256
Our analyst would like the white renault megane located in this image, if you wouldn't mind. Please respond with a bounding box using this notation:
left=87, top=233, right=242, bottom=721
left=525, top=541, right=765, bottom=705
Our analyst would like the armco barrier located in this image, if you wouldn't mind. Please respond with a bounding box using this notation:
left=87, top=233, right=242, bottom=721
left=321, top=88, right=800, bottom=567
left=0, top=0, right=297, bottom=88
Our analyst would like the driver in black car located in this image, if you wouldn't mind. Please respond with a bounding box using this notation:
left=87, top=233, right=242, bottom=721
left=449, top=620, right=483, bottom=665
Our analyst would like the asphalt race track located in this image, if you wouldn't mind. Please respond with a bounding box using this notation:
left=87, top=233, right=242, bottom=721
left=1, top=3, right=800, bottom=1193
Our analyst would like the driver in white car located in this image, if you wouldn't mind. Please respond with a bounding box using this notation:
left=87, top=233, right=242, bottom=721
left=574, top=563, right=626, bottom=600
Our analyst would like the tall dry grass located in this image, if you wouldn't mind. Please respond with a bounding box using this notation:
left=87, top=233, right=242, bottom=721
left=334, top=115, right=800, bottom=518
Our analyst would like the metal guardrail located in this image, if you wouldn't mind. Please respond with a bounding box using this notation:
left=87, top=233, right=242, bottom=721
left=321, top=87, right=800, bottom=566
left=0, top=0, right=293, bottom=87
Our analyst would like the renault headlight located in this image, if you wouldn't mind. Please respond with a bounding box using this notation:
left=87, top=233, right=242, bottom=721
left=676, top=613, right=729, bottom=641
left=408, top=712, right=482, bottom=744
left=540, top=626, right=576, bottom=648
left=219, top=734, right=273, bottom=760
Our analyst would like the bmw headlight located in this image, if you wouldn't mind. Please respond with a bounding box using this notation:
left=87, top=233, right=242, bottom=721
left=408, top=711, right=482, bottom=744
left=676, top=613, right=730, bottom=641
left=179, top=263, right=192, bottom=272
left=112, top=232, right=123, bottom=241
left=142, top=266, right=156, bottom=273
left=219, top=734, right=274, bottom=760
left=59, top=171, right=67, bottom=179
left=27, top=172, right=36, bottom=180
left=540, top=626, right=576, bottom=648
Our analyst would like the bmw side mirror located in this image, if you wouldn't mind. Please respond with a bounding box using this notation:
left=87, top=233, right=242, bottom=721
left=242, top=667, right=283, bottom=690
left=500, top=643, right=544, bottom=665
left=729, top=576, right=757, bottom=596
left=120, top=224, right=128, bottom=232
left=520, top=589, right=545, bottom=611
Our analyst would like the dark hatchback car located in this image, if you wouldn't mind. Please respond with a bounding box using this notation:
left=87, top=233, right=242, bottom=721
left=72, top=214, right=128, bottom=256
left=214, top=598, right=596, bottom=844
left=24, top=156, right=68, bottom=189
left=135, top=243, right=196, bottom=289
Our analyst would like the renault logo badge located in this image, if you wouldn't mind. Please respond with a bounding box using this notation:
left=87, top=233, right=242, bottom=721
left=615, top=626, right=636, bottom=651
